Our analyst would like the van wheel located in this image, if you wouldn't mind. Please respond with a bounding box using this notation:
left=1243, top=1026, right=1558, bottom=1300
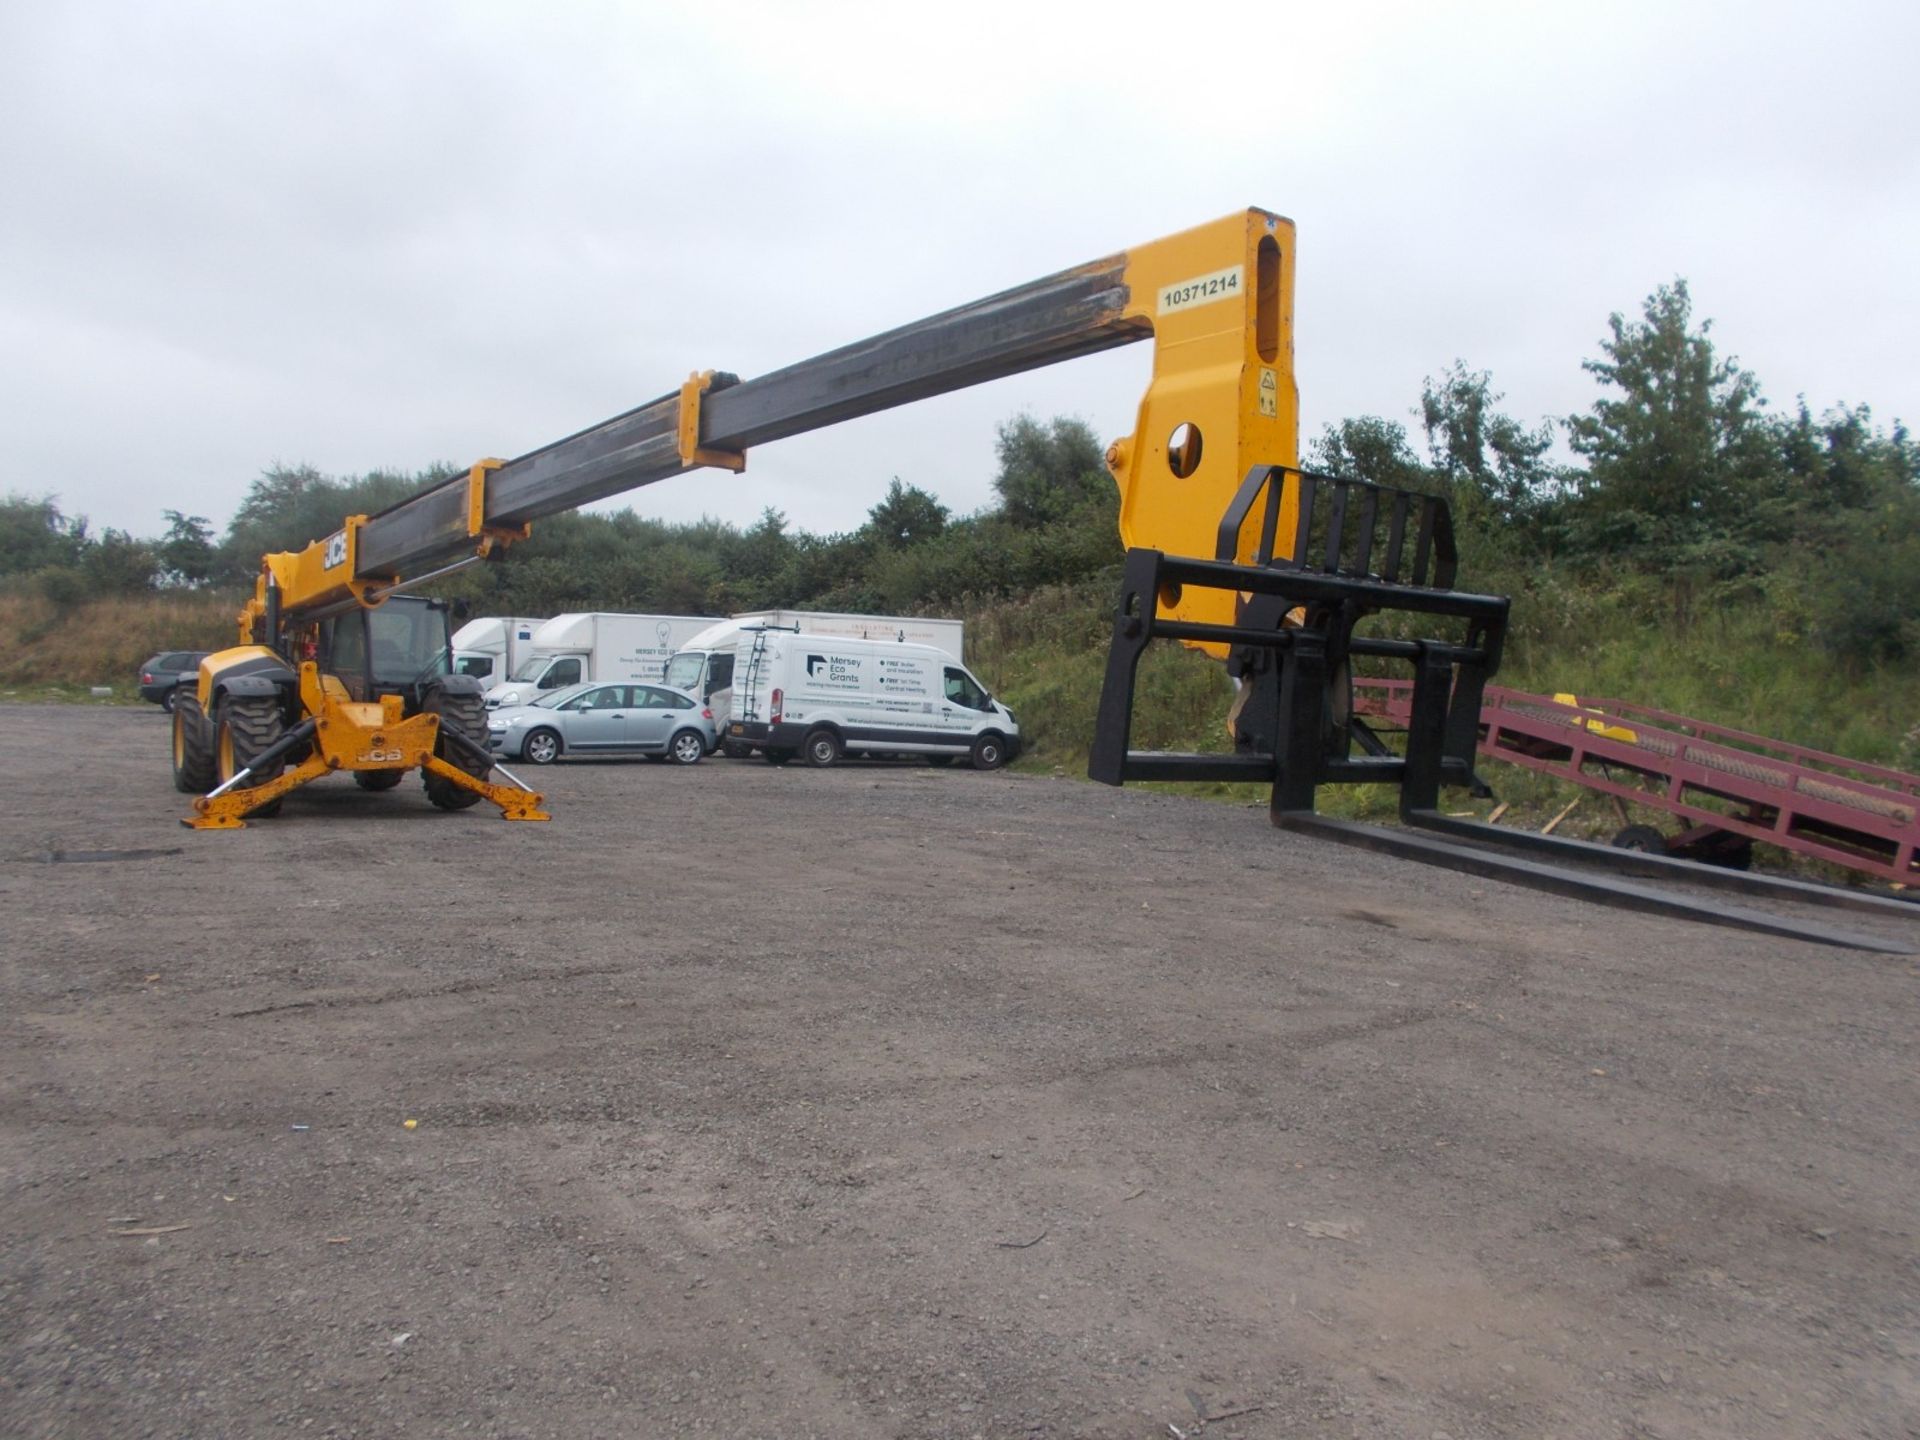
left=722, top=740, right=753, bottom=760
left=803, top=728, right=841, bottom=768
left=764, top=748, right=794, bottom=766
left=668, top=730, right=706, bottom=765
left=925, top=754, right=954, bottom=768
left=970, top=733, right=1007, bottom=771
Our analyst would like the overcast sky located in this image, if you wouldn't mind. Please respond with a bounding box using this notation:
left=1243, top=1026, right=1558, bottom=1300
left=3, top=1, right=1915, bottom=543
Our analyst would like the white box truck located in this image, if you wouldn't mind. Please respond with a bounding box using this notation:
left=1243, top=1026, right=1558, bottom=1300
left=484, top=612, right=725, bottom=708
left=664, top=610, right=965, bottom=743
left=451, top=616, right=545, bottom=688
left=726, top=630, right=1018, bottom=769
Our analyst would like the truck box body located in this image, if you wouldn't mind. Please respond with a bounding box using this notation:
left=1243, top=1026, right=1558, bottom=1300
left=484, top=613, right=724, bottom=708
left=663, top=611, right=964, bottom=734
left=451, top=616, right=545, bottom=689
left=727, top=632, right=1018, bottom=768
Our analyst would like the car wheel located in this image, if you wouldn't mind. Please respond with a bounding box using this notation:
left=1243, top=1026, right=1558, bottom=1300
left=524, top=728, right=562, bottom=765
left=668, top=729, right=706, bottom=765
left=160, top=687, right=179, bottom=714
left=925, top=754, right=954, bottom=768
left=803, top=728, right=841, bottom=768
left=969, top=732, right=1007, bottom=771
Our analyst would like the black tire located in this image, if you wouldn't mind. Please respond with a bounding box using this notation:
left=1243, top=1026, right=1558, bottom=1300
left=160, top=687, right=179, bottom=714
left=764, top=748, right=794, bottom=766
left=171, top=690, right=215, bottom=794
left=354, top=768, right=404, bottom=791
left=1610, top=823, right=1666, bottom=855
left=721, top=740, right=753, bottom=760
left=522, top=727, right=562, bottom=766
left=215, top=693, right=286, bottom=817
left=422, top=687, right=490, bottom=810
left=667, top=729, right=706, bottom=766
left=925, top=754, right=954, bottom=768
left=969, top=732, right=1008, bottom=771
left=803, top=727, right=841, bottom=768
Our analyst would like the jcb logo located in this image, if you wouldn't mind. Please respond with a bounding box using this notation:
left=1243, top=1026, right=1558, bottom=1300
left=357, top=750, right=403, bottom=764
left=323, top=530, right=348, bottom=569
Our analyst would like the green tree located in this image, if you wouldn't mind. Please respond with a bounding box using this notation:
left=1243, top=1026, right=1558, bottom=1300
left=991, top=415, right=1110, bottom=526
left=157, top=510, right=219, bottom=587
left=0, top=494, right=86, bottom=577
left=1418, top=362, right=1561, bottom=535
left=865, top=478, right=949, bottom=549
left=1308, top=417, right=1433, bottom=491
left=1564, top=279, right=1773, bottom=572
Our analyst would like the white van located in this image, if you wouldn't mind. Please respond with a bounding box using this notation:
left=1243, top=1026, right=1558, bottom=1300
left=727, top=631, right=1019, bottom=769
left=485, top=612, right=724, bottom=708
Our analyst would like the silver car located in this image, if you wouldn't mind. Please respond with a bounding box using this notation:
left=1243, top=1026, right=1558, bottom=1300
left=487, top=681, right=716, bottom=765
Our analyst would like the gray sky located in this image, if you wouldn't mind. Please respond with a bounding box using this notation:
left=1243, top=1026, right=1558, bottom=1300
left=3, top=1, right=1915, bottom=542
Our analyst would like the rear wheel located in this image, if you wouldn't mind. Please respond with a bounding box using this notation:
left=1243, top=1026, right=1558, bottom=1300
left=523, top=728, right=561, bottom=765
left=171, top=691, right=215, bottom=793
left=668, top=729, right=706, bottom=765
left=925, top=754, right=954, bottom=768
left=160, top=687, right=179, bottom=714
left=969, top=732, right=1008, bottom=771
left=803, top=728, right=841, bottom=768
left=1610, top=824, right=1666, bottom=854
left=721, top=740, right=753, bottom=760
left=354, top=768, right=404, bottom=791
left=764, top=748, right=794, bottom=766
left=215, top=694, right=286, bottom=817
left=422, top=688, right=490, bottom=810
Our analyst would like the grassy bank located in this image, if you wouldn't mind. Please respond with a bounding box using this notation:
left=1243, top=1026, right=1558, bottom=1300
left=0, top=590, right=240, bottom=696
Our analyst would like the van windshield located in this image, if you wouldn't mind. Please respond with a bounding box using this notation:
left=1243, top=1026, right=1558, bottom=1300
left=663, top=653, right=705, bottom=691
left=508, top=658, right=548, bottom=682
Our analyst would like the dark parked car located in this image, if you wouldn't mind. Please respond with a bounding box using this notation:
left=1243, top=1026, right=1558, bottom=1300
left=138, top=651, right=209, bottom=711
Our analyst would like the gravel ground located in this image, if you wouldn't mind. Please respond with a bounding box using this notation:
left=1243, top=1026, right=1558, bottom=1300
left=2, top=702, right=1916, bottom=1440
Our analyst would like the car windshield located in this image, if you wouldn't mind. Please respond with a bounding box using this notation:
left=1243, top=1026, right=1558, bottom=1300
left=530, top=688, right=576, bottom=709
left=663, top=653, right=704, bottom=690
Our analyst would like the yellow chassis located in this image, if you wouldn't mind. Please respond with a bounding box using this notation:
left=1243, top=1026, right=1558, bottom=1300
left=185, top=663, right=549, bottom=830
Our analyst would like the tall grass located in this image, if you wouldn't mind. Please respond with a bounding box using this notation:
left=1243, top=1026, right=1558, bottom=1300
left=0, top=590, right=241, bottom=690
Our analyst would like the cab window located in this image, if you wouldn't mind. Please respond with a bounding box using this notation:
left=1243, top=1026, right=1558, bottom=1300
left=944, top=667, right=989, bottom=710
left=542, top=658, right=582, bottom=689
left=709, top=653, right=734, bottom=692
left=455, top=655, right=494, bottom=679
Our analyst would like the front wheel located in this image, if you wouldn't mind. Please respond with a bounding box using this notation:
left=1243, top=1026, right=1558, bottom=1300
left=969, top=732, right=1008, bottom=771
left=721, top=740, right=753, bottom=760
left=523, top=728, right=562, bottom=765
left=925, top=754, right=954, bottom=768
left=172, top=691, right=215, bottom=793
left=803, top=728, right=841, bottom=768
left=354, top=768, right=404, bottom=791
left=667, top=730, right=706, bottom=765
left=764, top=748, right=794, bottom=767
left=422, top=688, right=490, bottom=810
left=215, top=694, right=287, bottom=817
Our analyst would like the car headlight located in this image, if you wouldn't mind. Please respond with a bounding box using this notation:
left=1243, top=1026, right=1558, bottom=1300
left=487, top=720, right=507, bottom=732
